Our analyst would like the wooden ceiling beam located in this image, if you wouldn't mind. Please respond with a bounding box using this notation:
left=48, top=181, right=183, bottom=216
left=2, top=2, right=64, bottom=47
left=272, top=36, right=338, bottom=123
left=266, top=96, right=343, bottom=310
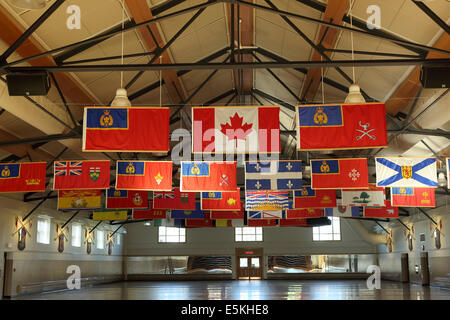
left=227, top=2, right=254, bottom=100
left=0, top=7, right=97, bottom=107
left=125, top=0, right=186, bottom=104
left=300, top=0, right=349, bottom=102
left=385, top=33, right=450, bottom=116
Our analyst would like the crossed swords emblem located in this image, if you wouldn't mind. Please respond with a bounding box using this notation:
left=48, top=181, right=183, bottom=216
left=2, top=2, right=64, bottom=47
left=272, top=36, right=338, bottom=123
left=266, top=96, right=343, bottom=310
left=220, top=174, right=229, bottom=186
left=356, top=121, right=376, bottom=141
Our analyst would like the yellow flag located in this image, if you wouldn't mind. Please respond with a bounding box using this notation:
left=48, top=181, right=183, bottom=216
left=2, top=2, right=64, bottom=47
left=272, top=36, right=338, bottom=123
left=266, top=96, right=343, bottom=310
left=93, top=210, right=128, bottom=221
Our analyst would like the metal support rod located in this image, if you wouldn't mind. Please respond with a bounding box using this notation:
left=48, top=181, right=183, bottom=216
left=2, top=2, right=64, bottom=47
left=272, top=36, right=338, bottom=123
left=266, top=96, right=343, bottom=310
left=0, top=132, right=80, bottom=147
left=397, top=219, right=411, bottom=231
left=0, top=0, right=66, bottom=63
left=110, top=224, right=125, bottom=237
left=110, top=219, right=152, bottom=225
left=420, top=139, right=445, bottom=163
left=22, top=191, right=53, bottom=221
left=252, top=52, right=299, bottom=102
left=62, top=51, right=155, bottom=66
left=49, top=73, right=77, bottom=127
left=61, top=211, right=80, bottom=229
left=230, top=3, right=235, bottom=63
left=374, top=220, right=390, bottom=234
left=237, top=0, right=450, bottom=56
left=124, top=7, right=206, bottom=91
left=89, top=221, right=103, bottom=234
left=403, top=85, right=424, bottom=125
left=412, top=0, right=450, bottom=35
left=1, top=1, right=218, bottom=69
left=418, top=208, right=438, bottom=226
left=323, top=48, right=421, bottom=59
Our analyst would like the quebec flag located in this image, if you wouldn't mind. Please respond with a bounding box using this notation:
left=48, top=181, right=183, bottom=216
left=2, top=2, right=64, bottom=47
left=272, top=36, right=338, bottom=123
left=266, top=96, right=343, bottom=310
left=245, top=160, right=302, bottom=191
left=375, top=157, right=437, bottom=188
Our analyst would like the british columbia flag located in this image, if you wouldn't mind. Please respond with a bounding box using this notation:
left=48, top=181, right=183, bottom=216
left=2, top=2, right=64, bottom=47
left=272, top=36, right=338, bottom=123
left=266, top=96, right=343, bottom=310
left=54, top=161, right=82, bottom=176
left=245, top=190, right=290, bottom=211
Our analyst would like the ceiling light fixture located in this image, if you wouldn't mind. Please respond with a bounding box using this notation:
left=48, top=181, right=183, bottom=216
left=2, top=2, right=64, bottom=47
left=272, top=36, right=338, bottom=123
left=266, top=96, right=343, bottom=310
left=437, top=172, right=447, bottom=187
left=10, top=0, right=46, bottom=10
left=344, top=0, right=366, bottom=104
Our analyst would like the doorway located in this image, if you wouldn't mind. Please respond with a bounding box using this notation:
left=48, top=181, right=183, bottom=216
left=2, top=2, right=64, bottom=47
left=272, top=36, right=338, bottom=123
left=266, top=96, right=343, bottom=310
left=0, top=253, right=5, bottom=300
left=236, top=248, right=263, bottom=280
left=401, top=253, right=409, bottom=283
left=420, top=252, right=430, bottom=286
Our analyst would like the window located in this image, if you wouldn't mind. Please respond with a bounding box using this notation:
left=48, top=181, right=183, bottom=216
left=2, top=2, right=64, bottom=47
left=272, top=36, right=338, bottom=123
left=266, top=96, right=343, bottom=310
left=313, top=217, right=341, bottom=241
left=71, top=224, right=81, bottom=247
left=96, top=230, right=105, bottom=249
left=116, top=234, right=121, bottom=246
left=158, top=227, right=185, bottom=243
left=235, top=227, right=263, bottom=242
left=36, top=217, right=51, bottom=244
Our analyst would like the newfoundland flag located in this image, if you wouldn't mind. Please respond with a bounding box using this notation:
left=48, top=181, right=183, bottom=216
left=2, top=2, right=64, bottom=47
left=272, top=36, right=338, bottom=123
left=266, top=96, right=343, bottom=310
left=296, top=103, right=387, bottom=150
left=83, top=107, right=170, bottom=152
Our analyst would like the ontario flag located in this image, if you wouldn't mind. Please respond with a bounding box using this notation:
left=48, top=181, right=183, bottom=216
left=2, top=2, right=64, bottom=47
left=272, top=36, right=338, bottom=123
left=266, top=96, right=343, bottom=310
left=210, top=207, right=244, bottom=220
left=153, top=187, right=196, bottom=210
left=53, top=160, right=110, bottom=190
left=296, top=103, right=387, bottom=150
left=363, top=200, right=399, bottom=218
left=286, top=208, right=324, bottom=219
left=115, top=161, right=172, bottom=191
left=310, top=158, right=368, bottom=189
left=180, top=161, right=237, bottom=192
left=106, top=187, right=149, bottom=209
left=0, top=162, right=46, bottom=193
left=201, top=188, right=241, bottom=210
left=391, top=187, right=435, bottom=208
left=82, top=107, right=170, bottom=152
left=132, top=205, right=167, bottom=219
left=192, top=106, right=280, bottom=153
left=293, top=186, right=336, bottom=208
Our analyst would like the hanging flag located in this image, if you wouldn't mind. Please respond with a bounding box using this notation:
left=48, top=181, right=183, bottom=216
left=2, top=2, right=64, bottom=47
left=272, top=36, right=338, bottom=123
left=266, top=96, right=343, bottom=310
left=363, top=200, right=399, bottom=218
left=279, top=219, right=310, bottom=227
left=245, top=160, right=302, bottom=191
left=215, top=219, right=233, bottom=227
left=286, top=208, right=324, bottom=219
left=342, top=184, right=385, bottom=207
left=153, top=217, right=184, bottom=227
left=310, top=158, right=368, bottom=189
left=53, top=160, right=110, bottom=190
left=93, top=209, right=128, bottom=221
left=296, top=103, right=387, bottom=150
left=57, top=190, right=101, bottom=210
left=293, top=186, right=336, bottom=208
left=186, top=212, right=214, bottom=228
left=447, top=158, right=450, bottom=189
left=391, top=187, right=435, bottom=208
left=210, top=207, right=244, bottom=220
left=245, top=190, right=290, bottom=211
left=375, top=157, right=437, bottom=188
left=201, top=188, right=241, bottom=210
left=247, top=219, right=277, bottom=227
left=248, top=210, right=284, bottom=219
left=115, top=161, right=172, bottom=191
left=132, top=206, right=167, bottom=219
left=153, top=188, right=196, bottom=210
left=192, top=106, right=280, bottom=153
left=106, top=187, right=149, bottom=209
left=180, top=161, right=237, bottom=192
left=0, top=162, right=46, bottom=193
left=83, top=107, right=170, bottom=152
left=325, top=202, right=360, bottom=217
left=171, top=202, right=205, bottom=219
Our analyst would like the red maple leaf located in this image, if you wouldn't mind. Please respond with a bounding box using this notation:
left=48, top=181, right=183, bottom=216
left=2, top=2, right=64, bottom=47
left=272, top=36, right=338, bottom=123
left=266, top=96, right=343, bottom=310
left=220, top=112, right=253, bottom=148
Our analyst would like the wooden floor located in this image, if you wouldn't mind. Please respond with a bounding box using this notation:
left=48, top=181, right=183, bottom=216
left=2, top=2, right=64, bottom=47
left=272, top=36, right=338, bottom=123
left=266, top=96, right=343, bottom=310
left=13, top=280, right=450, bottom=300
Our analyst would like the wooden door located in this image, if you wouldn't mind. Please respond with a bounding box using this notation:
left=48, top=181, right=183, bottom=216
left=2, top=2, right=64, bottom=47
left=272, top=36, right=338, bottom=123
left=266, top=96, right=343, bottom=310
left=236, top=248, right=263, bottom=280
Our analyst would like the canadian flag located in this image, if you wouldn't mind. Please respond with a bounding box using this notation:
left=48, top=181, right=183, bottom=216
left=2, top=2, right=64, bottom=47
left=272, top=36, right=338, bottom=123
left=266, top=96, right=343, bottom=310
left=192, top=106, right=280, bottom=153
